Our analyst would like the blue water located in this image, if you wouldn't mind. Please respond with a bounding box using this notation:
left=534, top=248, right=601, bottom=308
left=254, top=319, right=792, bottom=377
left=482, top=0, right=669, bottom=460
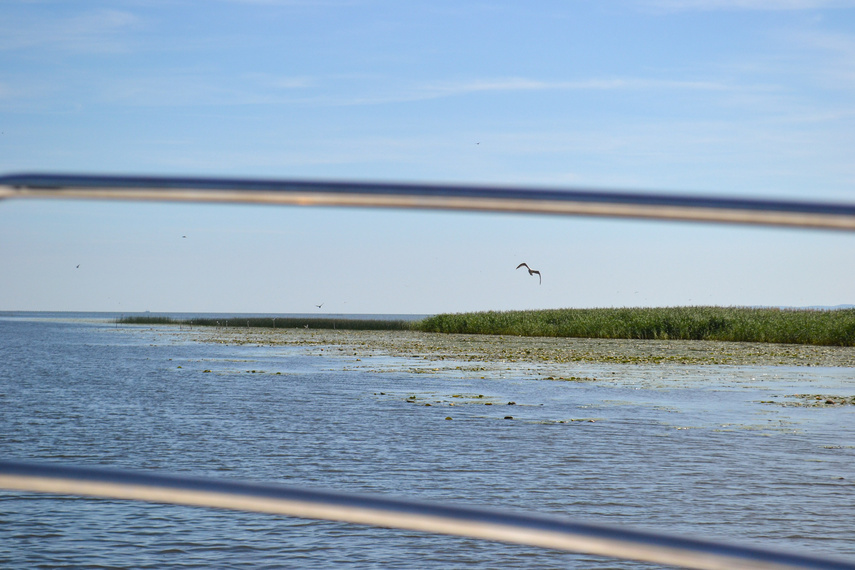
left=2, top=313, right=855, bottom=568
left=0, top=311, right=429, bottom=319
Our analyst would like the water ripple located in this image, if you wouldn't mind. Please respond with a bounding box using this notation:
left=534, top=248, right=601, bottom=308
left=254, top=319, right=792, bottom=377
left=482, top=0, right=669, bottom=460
left=2, top=318, right=855, bottom=568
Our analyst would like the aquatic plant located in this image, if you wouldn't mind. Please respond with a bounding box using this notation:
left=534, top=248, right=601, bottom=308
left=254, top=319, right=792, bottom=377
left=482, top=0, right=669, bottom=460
left=117, top=315, right=180, bottom=325
left=414, top=306, right=855, bottom=347
left=116, top=306, right=855, bottom=347
left=117, top=316, right=412, bottom=331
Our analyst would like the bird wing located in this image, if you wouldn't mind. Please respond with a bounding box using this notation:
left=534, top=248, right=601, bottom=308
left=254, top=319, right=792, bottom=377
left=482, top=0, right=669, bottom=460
left=516, top=263, right=528, bottom=270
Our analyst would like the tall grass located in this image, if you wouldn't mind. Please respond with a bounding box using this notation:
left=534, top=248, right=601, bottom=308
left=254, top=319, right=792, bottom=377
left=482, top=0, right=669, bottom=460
left=118, top=307, right=855, bottom=346
left=119, top=316, right=181, bottom=325
left=414, top=307, right=855, bottom=347
left=117, top=315, right=412, bottom=331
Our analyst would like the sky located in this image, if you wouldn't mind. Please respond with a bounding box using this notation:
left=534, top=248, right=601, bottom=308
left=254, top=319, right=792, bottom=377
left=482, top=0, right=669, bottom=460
left=1, top=0, right=855, bottom=314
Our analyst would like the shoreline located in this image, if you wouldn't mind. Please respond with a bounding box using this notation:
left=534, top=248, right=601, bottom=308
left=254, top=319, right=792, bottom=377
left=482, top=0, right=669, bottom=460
left=118, top=306, right=855, bottom=347
left=186, top=328, right=855, bottom=368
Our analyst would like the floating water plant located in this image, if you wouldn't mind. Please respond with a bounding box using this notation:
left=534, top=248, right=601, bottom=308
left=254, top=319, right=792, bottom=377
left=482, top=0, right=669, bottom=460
left=775, top=394, right=855, bottom=407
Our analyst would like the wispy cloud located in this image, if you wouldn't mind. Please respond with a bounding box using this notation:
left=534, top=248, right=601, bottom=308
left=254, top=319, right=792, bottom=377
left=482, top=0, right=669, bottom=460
left=331, top=76, right=739, bottom=106
left=256, top=75, right=317, bottom=90
left=784, top=29, right=855, bottom=87
left=423, top=77, right=731, bottom=95
left=218, top=0, right=361, bottom=5
left=89, top=71, right=321, bottom=108
left=794, top=28, right=855, bottom=58
left=82, top=72, right=739, bottom=108
left=644, top=0, right=855, bottom=10
left=0, top=9, right=141, bottom=53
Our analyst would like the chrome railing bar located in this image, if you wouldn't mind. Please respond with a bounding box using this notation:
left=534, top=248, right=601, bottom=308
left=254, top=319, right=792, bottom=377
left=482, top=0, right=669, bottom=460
left=2, top=173, right=855, bottom=231
left=3, top=174, right=854, bottom=567
left=1, top=460, right=852, bottom=570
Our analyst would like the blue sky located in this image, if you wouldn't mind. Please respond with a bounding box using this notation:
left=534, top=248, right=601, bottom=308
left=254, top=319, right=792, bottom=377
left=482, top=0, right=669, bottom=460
left=1, top=0, right=855, bottom=314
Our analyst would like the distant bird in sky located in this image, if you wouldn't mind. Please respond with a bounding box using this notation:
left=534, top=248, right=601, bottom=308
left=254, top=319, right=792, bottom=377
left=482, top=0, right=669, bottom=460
left=316, top=303, right=324, bottom=309
left=516, top=262, right=541, bottom=284
left=75, top=264, right=80, bottom=268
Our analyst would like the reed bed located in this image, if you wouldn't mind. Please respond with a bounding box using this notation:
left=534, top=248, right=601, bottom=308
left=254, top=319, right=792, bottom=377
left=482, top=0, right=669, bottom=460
left=414, top=307, right=855, bottom=347
left=117, top=315, right=412, bottom=331
left=118, top=307, right=855, bottom=346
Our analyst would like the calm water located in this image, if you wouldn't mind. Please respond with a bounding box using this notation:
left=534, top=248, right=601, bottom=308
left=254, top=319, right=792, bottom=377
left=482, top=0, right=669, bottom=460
left=1, top=313, right=855, bottom=568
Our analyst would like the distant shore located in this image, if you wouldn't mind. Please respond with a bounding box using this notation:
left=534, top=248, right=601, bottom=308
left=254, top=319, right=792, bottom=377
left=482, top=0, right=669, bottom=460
left=121, top=306, right=855, bottom=347
left=186, top=328, right=855, bottom=368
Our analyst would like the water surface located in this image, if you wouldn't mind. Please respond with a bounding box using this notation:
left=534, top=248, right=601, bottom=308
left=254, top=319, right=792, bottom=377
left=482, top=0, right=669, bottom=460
left=1, top=314, right=854, bottom=568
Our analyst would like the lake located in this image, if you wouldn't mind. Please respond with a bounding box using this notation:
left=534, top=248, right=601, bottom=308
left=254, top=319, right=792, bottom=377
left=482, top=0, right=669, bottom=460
left=1, top=313, right=854, bottom=568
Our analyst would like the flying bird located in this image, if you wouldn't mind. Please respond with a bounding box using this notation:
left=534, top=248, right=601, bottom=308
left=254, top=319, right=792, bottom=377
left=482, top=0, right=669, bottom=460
left=516, top=262, right=541, bottom=284
left=315, top=303, right=324, bottom=309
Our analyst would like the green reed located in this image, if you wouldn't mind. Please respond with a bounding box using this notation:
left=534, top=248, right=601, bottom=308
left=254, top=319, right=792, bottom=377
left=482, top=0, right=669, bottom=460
left=414, top=307, right=855, bottom=347
left=117, top=315, right=412, bottom=331
left=118, top=307, right=855, bottom=346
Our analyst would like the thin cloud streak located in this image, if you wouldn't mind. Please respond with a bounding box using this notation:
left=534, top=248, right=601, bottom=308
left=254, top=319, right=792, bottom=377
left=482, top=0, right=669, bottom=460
left=644, top=0, right=855, bottom=10
left=219, top=0, right=362, bottom=5
left=30, top=72, right=739, bottom=109
left=732, top=28, right=855, bottom=96
left=424, top=77, right=732, bottom=94
left=333, top=76, right=739, bottom=106
left=0, top=9, right=141, bottom=53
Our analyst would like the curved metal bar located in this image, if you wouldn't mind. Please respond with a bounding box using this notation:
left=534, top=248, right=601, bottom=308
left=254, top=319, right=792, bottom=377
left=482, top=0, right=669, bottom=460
left=3, top=175, right=854, bottom=567
left=2, top=172, right=855, bottom=231
left=1, top=460, right=853, bottom=570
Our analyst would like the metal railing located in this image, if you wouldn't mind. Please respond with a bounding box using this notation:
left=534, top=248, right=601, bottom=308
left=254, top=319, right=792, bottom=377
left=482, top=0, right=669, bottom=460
left=2, top=460, right=854, bottom=570
left=3, top=172, right=855, bottom=569
left=3, top=172, right=855, bottom=231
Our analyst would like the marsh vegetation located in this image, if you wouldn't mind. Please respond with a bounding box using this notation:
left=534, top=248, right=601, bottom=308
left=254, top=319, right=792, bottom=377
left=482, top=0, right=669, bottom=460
left=117, top=315, right=411, bottom=331
left=416, top=307, right=855, bottom=347
left=118, top=306, right=855, bottom=347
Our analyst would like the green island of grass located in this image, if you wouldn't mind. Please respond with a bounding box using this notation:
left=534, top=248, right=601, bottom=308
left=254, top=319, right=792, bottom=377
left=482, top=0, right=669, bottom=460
left=118, top=306, right=855, bottom=347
